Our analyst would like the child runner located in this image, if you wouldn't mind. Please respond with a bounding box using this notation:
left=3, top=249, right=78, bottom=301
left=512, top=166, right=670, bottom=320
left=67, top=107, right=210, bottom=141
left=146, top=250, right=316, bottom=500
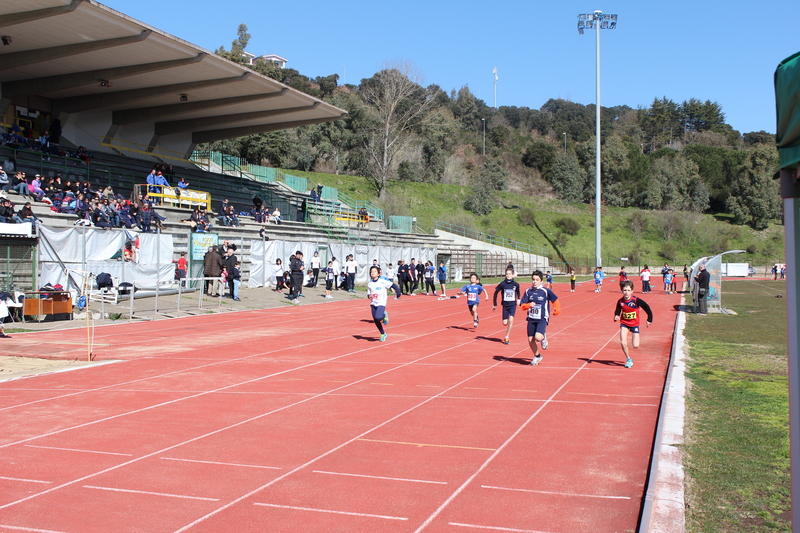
left=670, top=268, right=678, bottom=293
left=594, top=266, right=604, bottom=293
left=437, top=261, right=448, bottom=299
left=520, top=270, right=561, bottom=366
left=545, top=271, right=553, bottom=289
left=367, top=265, right=401, bottom=342
left=664, top=269, right=674, bottom=294
left=492, top=268, right=521, bottom=344
left=618, top=266, right=628, bottom=292
left=569, top=268, right=576, bottom=292
left=614, top=280, right=654, bottom=368
left=457, top=273, right=489, bottom=328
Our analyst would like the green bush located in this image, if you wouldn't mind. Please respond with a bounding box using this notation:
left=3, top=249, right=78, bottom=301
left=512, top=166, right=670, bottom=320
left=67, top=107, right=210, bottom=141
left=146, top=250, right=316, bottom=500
left=518, top=207, right=536, bottom=226
left=660, top=242, right=678, bottom=261
left=555, top=216, right=581, bottom=236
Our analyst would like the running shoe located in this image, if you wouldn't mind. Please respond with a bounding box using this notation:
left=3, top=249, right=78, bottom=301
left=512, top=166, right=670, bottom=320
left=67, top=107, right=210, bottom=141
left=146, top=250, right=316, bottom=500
left=625, top=358, right=633, bottom=368
left=531, top=355, right=542, bottom=366
left=380, top=333, right=387, bottom=342
left=503, top=338, right=510, bottom=345
left=473, top=320, right=478, bottom=328
left=541, top=335, right=548, bottom=350
left=383, top=311, right=389, bottom=325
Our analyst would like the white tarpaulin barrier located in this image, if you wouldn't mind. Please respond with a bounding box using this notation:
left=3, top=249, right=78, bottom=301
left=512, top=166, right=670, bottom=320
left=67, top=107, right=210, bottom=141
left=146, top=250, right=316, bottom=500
left=248, top=240, right=435, bottom=288
left=39, top=227, right=174, bottom=291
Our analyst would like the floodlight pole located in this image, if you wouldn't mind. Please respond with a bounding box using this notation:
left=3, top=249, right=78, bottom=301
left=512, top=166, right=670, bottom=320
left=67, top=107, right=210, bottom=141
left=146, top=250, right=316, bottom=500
left=482, top=118, right=486, bottom=156
left=578, top=10, right=617, bottom=268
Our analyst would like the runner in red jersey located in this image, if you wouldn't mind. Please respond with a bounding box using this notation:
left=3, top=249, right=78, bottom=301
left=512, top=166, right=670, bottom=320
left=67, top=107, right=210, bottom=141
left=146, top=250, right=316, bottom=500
left=614, top=280, right=654, bottom=368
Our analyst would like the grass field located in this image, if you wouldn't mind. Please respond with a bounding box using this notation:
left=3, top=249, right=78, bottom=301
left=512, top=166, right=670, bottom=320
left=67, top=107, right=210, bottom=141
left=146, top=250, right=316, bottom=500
left=683, top=279, right=790, bottom=532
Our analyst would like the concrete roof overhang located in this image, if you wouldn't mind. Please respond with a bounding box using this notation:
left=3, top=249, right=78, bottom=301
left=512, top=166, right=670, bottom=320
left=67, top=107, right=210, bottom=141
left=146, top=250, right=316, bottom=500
left=0, top=0, right=347, bottom=147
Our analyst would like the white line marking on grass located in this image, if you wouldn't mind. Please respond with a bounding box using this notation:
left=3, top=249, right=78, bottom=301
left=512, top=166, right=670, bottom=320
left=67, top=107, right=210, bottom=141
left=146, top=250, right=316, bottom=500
left=413, top=332, right=620, bottom=533
left=481, top=484, right=630, bottom=500
left=82, top=485, right=219, bottom=501
left=252, top=502, right=407, bottom=521
left=160, top=457, right=281, bottom=469
left=0, top=476, right=51, bottom=484
left=24, top=445, right=132, bottom=456
left=448, top=522, right=557, bottom=533
left=313, top=470, right=447, bottom=485
left=0, top=525, right=73, bottom=533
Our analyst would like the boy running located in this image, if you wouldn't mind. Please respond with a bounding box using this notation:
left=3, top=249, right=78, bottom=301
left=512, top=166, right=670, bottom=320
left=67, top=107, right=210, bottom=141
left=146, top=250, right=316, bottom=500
left=520, top=270, right=560, bottom=366
left=594, top=266, right=604, bottom=293
left=618, top=266, right=628, bottom=292
left=492, top=268, right=521, bottom=344
left=614, top=280, right=654, bottom=368
left=569, top=268, right=576, bottom=292
left=367, top=265, right=401, bottom=342
left=457, top=273, right=489, bottom=328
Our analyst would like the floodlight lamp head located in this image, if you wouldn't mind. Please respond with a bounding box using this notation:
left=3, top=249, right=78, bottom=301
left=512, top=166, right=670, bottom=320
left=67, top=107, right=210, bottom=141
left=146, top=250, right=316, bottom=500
left=609, top=21, right=617, bottom=29
left=601, top=21, right=609, bottom=29
left=578, top=27, right=584, bottom=35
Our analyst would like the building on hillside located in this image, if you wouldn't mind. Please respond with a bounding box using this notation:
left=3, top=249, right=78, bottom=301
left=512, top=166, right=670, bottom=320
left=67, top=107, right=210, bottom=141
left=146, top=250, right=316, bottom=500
left=241, top=51, right=288, bottom=69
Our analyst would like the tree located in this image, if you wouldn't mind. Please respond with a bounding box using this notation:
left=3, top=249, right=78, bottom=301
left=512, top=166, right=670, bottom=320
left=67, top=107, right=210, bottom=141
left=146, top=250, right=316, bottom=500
left=548, top=151, right=586, bottom=203
left=522, top=138, right=557, bottom=174
left=215, top=24, right=251, bottom=64
left=644, top=153, right=709, bottom=212
left=726, top=145, right=782, bottom=229
left=359, top=63, right=443, bottom=198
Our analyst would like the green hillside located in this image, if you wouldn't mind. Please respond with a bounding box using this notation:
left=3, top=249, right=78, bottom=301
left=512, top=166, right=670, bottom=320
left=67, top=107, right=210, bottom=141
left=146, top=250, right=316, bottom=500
left=292, top=169, right=785, bottom=272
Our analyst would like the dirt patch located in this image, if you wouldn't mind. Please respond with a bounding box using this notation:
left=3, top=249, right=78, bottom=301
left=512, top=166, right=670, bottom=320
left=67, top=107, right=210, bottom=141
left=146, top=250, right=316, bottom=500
left=0, top=355, right=111, bottom=381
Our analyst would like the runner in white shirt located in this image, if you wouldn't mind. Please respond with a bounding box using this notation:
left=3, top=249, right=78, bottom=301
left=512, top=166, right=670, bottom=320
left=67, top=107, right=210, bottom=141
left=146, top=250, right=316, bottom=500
left=367, top=266, right=401, bottom=342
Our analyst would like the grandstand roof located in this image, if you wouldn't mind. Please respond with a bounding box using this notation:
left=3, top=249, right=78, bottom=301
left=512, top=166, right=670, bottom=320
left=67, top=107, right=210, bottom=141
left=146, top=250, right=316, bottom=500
left=0, top=0, right=347, bottom=149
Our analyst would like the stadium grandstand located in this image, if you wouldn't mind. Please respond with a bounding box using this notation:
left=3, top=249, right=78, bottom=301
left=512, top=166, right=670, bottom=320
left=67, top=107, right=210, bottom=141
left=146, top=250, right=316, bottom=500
left=0, top=0, right=548, bottom=297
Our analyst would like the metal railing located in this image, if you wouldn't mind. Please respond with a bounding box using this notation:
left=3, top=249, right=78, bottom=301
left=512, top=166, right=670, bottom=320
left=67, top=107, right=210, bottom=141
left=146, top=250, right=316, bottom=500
left=435, top=220, right=550, bottom=256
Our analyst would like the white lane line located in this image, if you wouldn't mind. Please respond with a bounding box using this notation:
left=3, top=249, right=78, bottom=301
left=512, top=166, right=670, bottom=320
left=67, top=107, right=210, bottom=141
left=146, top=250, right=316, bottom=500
left=0, top=525, right=73, bottom=533
left=171, top=334, right=516, bottom=533
left=448, top=522, right=557, bottom=533
left=481, top=485, right=631, bottom=500
left=0, top=476, right=52, bottom=484
left=82, top=485, right=219, bottom=501
left=24, top=445, right=132, bottom=456
left=413, top=331, right=620, bottom=533
left=313, top=470, right=447, bottom=485
left=0, top=319, right=503, bottom=515
left=253, top=502, right=407, bottom=521
left=160, top=457, right=281, bottom=469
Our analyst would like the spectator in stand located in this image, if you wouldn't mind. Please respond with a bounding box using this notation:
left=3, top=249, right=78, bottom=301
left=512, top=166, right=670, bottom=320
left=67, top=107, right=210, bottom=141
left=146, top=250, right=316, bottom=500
left=0, top=165, right=8, bottom=192
left=190, top=208, right=209, bottom=232
left=177, top=177, right=189, bottom=192
left=63, top=180, right=76, bottom=199
left=12, top=172, right=29, bottom=198
left=49, top=117, right=62, bottom=143
left=0, top=199, right=16, bottom=223
left=271, top=206, right=282, bottom=224
left=309, top=188, right=319, bottom=203
left=92, top=200, right=112, bottom=229
left=357, top=207, right=368, bottom=228
left=145, top=169, right=158, bottom=198
left=75, top=146, right=92, bottom=163
left=29, top=174, right=45, bottom=201
left=75, top=193, right=91, bottom=220
left=102, top=198, right=120, bottom=227
left=17, top=202, right=37, bottom=224
left=137, top=203, right=152, bottom=233
left=154, top=172, right=169, bottom=204
left=224, top=204, right=240, bottom=227
left=118, top=200, right=136, bottom=228
left=103, top=185, right=115, bottom=200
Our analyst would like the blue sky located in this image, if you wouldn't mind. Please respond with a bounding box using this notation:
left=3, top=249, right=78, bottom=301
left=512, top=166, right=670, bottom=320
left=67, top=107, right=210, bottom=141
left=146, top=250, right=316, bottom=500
left=102, top=0, right=797, bottom=134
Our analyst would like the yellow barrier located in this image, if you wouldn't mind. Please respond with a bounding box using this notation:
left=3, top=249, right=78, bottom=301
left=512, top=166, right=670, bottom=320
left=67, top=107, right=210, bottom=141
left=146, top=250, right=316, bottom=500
left=134, top=184, right=211, bottom=211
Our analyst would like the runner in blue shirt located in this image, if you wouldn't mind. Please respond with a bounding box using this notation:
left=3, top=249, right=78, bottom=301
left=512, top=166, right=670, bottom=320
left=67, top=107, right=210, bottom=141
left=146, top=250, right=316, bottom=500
left=520, top=270, right=561, bottom=366
left=457, top=273, right=489, bottom=328
left=437, top=261, right=448, bottom=299
left=594, top=266, right=605, bottom=293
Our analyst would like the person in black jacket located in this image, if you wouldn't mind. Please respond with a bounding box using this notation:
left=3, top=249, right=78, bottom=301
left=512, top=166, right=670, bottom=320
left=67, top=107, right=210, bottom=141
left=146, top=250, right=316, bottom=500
left=288, top=251, right=304, bottom=301
left=224, top=247, right=237, bottom=298
left=694, top=263, right=711, bottom=315
left=397, top=260, right=409, bottom=295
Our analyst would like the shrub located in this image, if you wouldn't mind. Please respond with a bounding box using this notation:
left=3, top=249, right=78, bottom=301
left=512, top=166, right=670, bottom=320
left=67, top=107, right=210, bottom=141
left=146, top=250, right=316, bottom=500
left=660, top=242, right=678, bottom=261
left=518, top=207, right=536, bottom=226
left=627, top=211, right=649, bottom=239
left=555, top=216, right=581, bottom=236
left=556, top=232, right=569, bottom=247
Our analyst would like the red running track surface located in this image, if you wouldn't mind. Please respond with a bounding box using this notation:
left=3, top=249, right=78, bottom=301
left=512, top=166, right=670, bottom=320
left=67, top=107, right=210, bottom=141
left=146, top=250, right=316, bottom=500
left=0, top=282, right=679, bottom=533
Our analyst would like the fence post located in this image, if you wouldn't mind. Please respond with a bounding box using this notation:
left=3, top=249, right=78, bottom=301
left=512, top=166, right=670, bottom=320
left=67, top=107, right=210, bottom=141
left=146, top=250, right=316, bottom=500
left=129, top=280, right=135, bottom=319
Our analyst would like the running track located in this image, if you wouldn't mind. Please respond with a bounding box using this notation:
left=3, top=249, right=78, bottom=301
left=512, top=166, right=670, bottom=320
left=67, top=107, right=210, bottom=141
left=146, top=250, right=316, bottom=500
left=0, top=282, right=679, bottom=533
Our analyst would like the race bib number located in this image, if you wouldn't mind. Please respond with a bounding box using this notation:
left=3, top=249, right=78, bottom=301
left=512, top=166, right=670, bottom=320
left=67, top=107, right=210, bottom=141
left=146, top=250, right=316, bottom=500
left=622, top=311, right=636, bottom=320
left=368, top=292, right=379, bottom=300
left=503, top=289, right=516, bottom=302
left=528, top=304, right=542, bottom=320
left=467, top=292, right=477, bottom=302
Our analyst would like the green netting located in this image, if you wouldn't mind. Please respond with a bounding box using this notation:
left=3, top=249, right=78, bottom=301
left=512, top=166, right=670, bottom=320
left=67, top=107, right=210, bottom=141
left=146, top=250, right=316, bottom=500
left=776, top=50, right=800, bottom=169
left=388, top=216, right=413, bottom=233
